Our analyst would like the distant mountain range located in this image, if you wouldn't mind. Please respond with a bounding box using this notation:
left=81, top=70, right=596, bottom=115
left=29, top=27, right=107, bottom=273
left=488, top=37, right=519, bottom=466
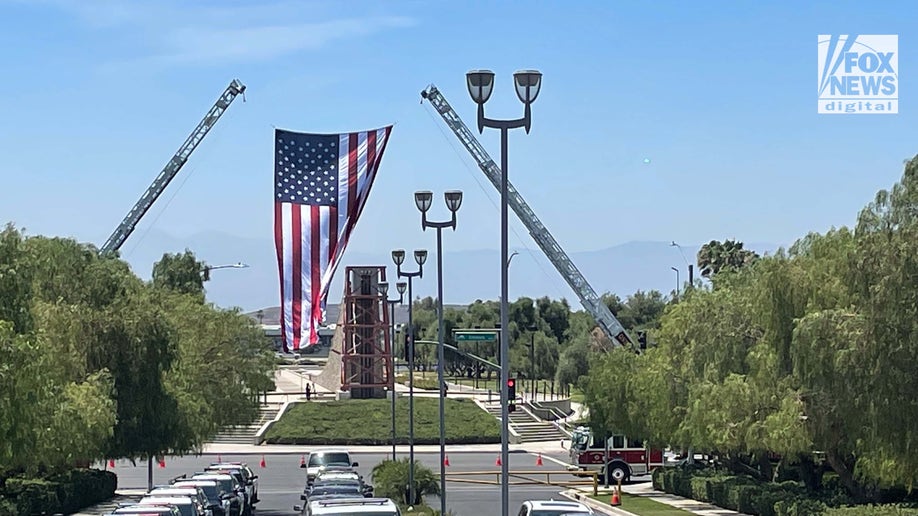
left=115, top=229, right=783, bottom=313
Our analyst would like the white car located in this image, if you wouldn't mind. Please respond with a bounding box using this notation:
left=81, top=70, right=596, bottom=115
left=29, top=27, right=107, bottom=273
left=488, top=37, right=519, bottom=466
left=146, top=487, right=209, bottom=515
left=110, top=506, right=181, bottom=516
left=135, top=495, right=200, bottom=516
left=303, top=450, right=358, bottom=482
left=517, top=499, right=594, bottom=516
left=296, top=497, right=400, bottom=516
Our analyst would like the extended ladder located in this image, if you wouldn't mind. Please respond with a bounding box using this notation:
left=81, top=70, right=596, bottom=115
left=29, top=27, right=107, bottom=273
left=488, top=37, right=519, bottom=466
left=101, top=79, right=246, bottom=254
left=421, top=85, right=631, bottom=350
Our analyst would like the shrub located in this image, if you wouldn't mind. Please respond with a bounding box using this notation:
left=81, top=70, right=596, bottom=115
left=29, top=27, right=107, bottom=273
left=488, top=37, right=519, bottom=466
left=824, top=505, right=918, bottom=515
left=0, top=468, right=116, bottom=515
left=371, top=458, right=439, bottom=507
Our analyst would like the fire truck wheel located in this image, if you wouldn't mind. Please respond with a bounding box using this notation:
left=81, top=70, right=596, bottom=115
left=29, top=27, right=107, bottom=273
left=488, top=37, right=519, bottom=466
left=605, top=462, right=629, bottom=483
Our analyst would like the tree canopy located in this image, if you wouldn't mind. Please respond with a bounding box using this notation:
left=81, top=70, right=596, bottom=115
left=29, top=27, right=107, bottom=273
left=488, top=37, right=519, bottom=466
left=0, top=226, right=274, bottom=474
left=582, top=156, right=918, bottom=500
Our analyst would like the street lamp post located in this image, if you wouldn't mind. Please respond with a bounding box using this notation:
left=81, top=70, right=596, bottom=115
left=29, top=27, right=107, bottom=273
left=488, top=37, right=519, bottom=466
left=527, top=326, right=537, bottom=400
left=378, top=280, right=407, bottom=461
left=202, top=261, right=249, bottom=281
left=392, top=248, right=427, bottom=507
left=466, top=68, right=541, bottom=516
left=414, top=190, right=463, bottom=516
left=671, top=266, right=680, bottom=297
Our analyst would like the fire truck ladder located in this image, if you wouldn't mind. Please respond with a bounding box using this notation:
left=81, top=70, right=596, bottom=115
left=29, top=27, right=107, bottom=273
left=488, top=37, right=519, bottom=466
left=100, top=79, right=247, bottom=254
left=420, top=84, right=632, bottom=350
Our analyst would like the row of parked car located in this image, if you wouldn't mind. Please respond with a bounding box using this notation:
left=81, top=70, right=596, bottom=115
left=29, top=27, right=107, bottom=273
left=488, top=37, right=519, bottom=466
left=295, top=450, right=406, bottom=515
left=105, top=462, right=259, bottom=516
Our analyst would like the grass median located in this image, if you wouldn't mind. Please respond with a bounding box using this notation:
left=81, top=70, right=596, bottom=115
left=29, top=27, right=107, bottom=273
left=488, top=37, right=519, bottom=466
left=589, top=493, right=692, bottom=515
left=263, top=397, right=500, bottom=445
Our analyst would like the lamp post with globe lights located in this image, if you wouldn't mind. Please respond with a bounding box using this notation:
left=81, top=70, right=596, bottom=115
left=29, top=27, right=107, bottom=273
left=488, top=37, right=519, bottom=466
left=391, top=248, right=427, bottom=506
left=466, top=68, right=541, bottom=516
left=377, top=279, right=407, bottom=461
left=414, top=189, right=462, bottom=515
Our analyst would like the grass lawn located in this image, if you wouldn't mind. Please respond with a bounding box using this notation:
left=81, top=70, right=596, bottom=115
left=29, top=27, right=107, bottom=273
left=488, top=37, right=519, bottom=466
left=263, top=397, right=500, bottom=445
left=590, top=493, right=692, bottom=515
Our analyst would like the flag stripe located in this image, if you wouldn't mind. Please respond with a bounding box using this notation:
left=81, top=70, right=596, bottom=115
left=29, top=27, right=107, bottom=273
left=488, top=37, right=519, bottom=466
left=291, top=204, right=303, bottom=350
left=347, top=133, right=359, bottom=225
left=310, top=205, right=321, bottom=345
left=273, top=201, right=288, bottom=351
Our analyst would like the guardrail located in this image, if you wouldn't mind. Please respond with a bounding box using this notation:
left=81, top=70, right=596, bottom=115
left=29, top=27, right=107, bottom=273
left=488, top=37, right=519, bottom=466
left=441, top=470, right=600, bottom=496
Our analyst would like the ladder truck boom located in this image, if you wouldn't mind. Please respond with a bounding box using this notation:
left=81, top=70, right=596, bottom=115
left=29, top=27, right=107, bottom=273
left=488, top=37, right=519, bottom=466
left=420, top=84, right=632, bottom=350
left=100, top=79, right=246, bottom=254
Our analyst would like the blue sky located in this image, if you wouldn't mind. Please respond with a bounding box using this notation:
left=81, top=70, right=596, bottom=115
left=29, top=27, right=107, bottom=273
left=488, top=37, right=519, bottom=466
left=2, top=0, right=916, bottom=264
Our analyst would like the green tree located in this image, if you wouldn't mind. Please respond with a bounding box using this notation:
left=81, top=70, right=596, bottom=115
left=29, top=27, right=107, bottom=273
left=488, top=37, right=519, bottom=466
left=0, top=224, right=33, bottom=333
left=697, top=239, right=759, bottom=279
left=555, top=337, right=590, bottom=387
left=152, top=250, right=207, bottom=299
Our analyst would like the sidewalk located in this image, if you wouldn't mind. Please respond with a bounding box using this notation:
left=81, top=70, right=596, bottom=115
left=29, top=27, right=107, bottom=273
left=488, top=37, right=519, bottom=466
left=199, top=440, right=570, bottom=455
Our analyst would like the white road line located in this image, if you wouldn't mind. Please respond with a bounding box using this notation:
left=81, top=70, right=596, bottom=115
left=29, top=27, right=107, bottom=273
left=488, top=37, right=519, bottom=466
left=527, top=452, right=570, bottom=468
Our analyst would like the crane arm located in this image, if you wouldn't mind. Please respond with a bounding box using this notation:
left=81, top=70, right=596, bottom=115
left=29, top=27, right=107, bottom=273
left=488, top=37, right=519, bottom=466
left=100, top=79, right=246, bottom=254
left=420, top=84, right=632, bottom=350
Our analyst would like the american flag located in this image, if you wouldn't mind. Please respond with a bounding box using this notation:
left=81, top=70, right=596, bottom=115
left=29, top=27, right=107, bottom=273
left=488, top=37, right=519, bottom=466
left=273, top=126, right=393, bottom=350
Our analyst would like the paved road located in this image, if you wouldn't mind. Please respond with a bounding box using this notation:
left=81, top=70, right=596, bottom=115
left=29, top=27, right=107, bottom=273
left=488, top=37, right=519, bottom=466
left=99, top=451, right=585, bottom=515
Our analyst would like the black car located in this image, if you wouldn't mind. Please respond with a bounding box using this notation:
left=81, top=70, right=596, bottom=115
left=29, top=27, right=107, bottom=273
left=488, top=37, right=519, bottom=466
left=302, top=484, right=366, bottom=503
left=305, top=478, right=373, bottom=498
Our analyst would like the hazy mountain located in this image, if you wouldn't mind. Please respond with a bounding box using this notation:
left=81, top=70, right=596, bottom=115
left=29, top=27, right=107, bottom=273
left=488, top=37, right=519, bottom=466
left=117, top=229, right=783, bottom=313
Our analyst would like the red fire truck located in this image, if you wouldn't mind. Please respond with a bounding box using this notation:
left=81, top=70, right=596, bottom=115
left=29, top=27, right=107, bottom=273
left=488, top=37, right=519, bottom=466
left=566, top=425, right=665, bottom=482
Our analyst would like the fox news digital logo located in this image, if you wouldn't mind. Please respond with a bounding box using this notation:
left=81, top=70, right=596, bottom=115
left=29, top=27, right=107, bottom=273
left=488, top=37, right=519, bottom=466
left=817, top=34, right=898, bottom=114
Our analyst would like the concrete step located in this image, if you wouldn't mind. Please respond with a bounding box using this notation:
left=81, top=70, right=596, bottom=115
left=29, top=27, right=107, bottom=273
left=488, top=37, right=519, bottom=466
left=208, top=405, right=281, bottom=444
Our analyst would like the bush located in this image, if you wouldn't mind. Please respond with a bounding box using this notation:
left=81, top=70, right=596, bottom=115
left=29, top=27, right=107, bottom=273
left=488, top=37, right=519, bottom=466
left=824, top=505, right=918, bottom=515
left=653, top=466, right=918, bottom=516
left=0, top=468, right=116, bottom=515
left=651, top=466, right=664, bottom=490
left=371, top=458, right=440, bottom=505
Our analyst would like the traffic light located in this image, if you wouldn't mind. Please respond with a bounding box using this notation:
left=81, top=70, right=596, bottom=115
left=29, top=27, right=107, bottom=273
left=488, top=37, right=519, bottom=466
left=637, top=331, right=647, bottom=350
left=508, top=378, right=516, bottom=412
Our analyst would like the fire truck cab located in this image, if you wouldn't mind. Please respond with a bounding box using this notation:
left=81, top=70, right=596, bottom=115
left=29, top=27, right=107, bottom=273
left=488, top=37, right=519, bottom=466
left=566, top=425, right=664, bottom=483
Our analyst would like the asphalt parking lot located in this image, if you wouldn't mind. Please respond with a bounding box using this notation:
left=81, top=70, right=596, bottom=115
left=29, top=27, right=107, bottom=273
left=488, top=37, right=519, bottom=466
left=87, top=451, right=588, bottom=515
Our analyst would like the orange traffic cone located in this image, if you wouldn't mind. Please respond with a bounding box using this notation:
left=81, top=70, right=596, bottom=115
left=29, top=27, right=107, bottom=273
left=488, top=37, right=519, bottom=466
left=300, top=455, right=306, bottom=467
left=536, top=454, right=543, bottom=466
left=260, top=455, right=266, bottom=468
left=108, top=459, right=116, bottom=469
left=495, top=455, right=502, bottom=466
left=444, top=455, right=450, bottom=467
left=610, top=487, right=621, bottom=506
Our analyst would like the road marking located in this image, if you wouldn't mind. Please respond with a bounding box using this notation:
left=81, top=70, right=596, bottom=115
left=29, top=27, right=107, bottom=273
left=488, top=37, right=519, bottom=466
left=529, top=452, right=570, bottom=468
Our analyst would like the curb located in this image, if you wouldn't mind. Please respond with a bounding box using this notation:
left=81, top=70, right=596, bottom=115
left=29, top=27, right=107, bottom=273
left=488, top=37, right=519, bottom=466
left=559, top=489, right=638, bottom=516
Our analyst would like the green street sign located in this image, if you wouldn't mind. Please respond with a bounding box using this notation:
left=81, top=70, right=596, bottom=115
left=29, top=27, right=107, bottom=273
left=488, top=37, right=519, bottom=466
left=456, top=332, right=497, bottom=342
